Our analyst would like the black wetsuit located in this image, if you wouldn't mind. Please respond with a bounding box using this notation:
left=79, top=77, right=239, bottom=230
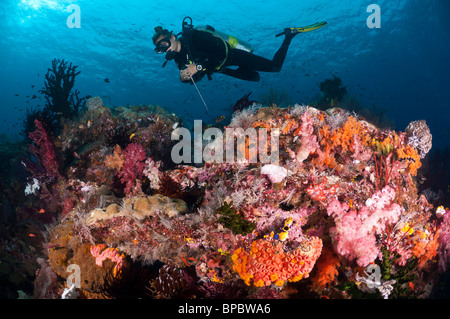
left=174, top=29, right=294, bottom=82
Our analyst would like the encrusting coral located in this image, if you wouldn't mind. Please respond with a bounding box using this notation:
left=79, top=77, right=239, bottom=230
left=232, top=236, right=322, bottom=287
left=21, top=97, right=450, bottom=299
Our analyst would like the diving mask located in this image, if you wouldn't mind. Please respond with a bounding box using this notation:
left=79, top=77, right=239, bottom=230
left=154, top=36, right=171, bottom=54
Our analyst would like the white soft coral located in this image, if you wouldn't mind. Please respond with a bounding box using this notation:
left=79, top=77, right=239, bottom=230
left=261, top=164, right=291, bottom=184
left=143, top=157, right=162, bottom=190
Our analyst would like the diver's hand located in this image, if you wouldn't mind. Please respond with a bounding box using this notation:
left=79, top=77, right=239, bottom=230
left=180, top=63, right=199, bottom=82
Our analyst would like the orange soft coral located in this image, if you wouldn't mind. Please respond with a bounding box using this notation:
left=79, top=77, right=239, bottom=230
left=333, top=116, right=371, bottom=153
left=282, top=118, right=298, bottom=135
left=411, top=229, right=440, bottom=269
left=252, top=120, right=272, bottom=132
left=396, top=144, right=422, bottom=176
left=231, top=237, right=322, bottom=287
left=311, top=247, right=340, bottom=293
left=104, top=144, right=124, bottom=171
left=316, top=116, right=370, bottom=168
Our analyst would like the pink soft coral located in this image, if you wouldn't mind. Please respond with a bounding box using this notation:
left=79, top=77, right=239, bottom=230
left=327, top=186, right=403, bottom=267
left=294, top=111, right=319, bottom=163
left=90, top=244, right=125, bottom=276
left=118, top=143, right=146, bottom=196
left=143, top=157, right=162, bottom=190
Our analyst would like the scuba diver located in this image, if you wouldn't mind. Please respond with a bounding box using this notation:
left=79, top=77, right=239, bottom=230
left=153, top=17, right=327, bottom=83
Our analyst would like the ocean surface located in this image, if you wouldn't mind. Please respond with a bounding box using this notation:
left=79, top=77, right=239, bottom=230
left=1, top=0, right=449, bottom=148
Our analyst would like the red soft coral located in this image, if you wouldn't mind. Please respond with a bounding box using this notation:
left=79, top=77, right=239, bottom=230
left=27, top=119, right=61, bottom=181
left=118, top=143, right=146, bottom=196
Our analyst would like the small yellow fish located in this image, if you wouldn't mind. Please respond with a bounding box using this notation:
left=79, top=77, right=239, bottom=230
left=129, top=133, right=136, bottom=140
left=216, top=115, right=226, bottom=123
left=278, top=231, right=289, bottom=242
left=400, top=223, right=414, bottom=236
left=218, top=248, right=229, bottom=256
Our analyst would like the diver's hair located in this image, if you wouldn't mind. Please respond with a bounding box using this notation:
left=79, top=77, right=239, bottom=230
left=152, top=26, right=173, bottom=44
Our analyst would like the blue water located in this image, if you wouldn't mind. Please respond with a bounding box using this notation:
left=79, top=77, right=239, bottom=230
left=1, top=0, right=449, bottom=149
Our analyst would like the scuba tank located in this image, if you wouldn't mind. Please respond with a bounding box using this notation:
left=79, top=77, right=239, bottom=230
left=195, top=24, right=254, bottom=53
left=181, top=17, right=253, bottom=53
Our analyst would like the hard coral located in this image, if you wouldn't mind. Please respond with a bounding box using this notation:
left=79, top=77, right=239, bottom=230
left=85, top=194, right=188, bottom=225
left=406, top=120, right=432, bottom=159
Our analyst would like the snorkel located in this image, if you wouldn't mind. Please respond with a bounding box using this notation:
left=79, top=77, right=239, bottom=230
left=153, top=18, right=194, bottom=68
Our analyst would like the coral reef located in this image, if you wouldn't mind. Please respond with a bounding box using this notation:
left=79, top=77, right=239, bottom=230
left=5, top=95, right=450, bottom=300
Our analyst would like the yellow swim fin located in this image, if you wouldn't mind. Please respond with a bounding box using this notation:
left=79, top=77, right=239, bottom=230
left=276, top=21, right=327, bottom=37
